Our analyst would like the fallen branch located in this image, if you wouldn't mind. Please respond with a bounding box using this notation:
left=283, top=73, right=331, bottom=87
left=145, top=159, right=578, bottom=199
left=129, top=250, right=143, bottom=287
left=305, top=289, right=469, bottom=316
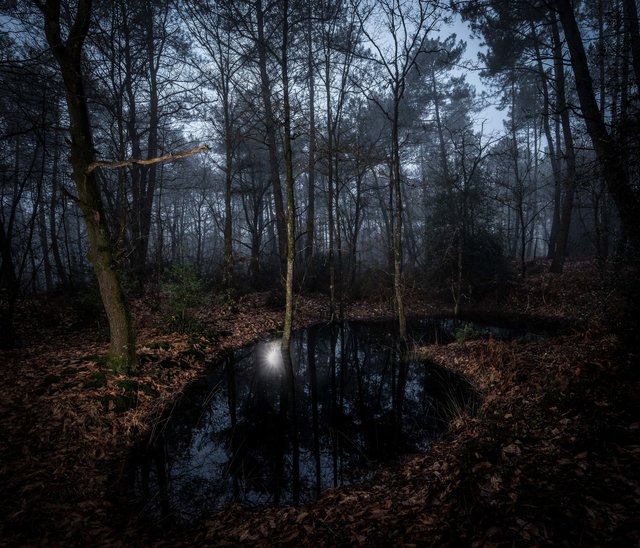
left=87, top=144, right=209, bottom=173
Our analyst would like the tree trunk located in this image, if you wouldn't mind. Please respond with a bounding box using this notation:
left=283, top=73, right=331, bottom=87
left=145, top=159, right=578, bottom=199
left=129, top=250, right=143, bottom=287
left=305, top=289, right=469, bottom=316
left=531, top=22, right=563, bottom=259
left=555, top=0, right=640, bottom=252
left=0, top=219, right=18, bottom=348
left=622, top=0, right=640, bottom=87
left=121, top=0, right=145, bottom=279
left=391, top=90, right=406, bottom=344
left=325, top=51, right=336, bottom=322
left=136, top=0, right=160, bottom=288
left=40, top=0, right=136, bottom=369
left=256, top=0, right=286, bottom=272
left=334, top=153, right=344, bottom=319
left=50, top=187, right=68, bottom=288
left=350, top=170, right=363, bottom=289
left=279, top=0, right=299, bottom=504
left=432, top=69, right=453, bottom=207
left=281, top=0, right=296, bottom=349
left=305, top=1, right=316, bottom=283
left=38, top=196, right=53, bottom=292
left=222, top=72, right=234, bottom=289
left=549, top=13, right=577, bottom=273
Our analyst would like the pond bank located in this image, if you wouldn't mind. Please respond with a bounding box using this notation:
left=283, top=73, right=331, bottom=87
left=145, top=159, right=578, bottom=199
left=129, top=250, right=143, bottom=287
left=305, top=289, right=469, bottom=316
left=0, top=259, right=638, bottom=545
left=150, top=327, right=638, bottom=546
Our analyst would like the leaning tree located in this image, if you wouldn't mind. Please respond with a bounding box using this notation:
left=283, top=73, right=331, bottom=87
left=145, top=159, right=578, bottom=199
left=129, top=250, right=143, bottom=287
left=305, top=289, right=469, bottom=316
left=35, top=0, right=136, bottom=370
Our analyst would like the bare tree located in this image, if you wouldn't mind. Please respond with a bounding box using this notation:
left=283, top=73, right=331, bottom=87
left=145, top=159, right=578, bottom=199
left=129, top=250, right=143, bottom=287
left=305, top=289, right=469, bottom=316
left=181, top=1, right=248, bottom=288
left=34, top=0, right=136, bottom=369
left=548, top=12, right=577, bottom=273
left=555, top=0, right=640, bottom=252
left=353, top=0, right=443, bottom=343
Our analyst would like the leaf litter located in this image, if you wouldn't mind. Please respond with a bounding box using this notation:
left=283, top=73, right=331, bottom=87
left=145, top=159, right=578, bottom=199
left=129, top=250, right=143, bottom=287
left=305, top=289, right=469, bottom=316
left=0, top=258, right=638, bottom=545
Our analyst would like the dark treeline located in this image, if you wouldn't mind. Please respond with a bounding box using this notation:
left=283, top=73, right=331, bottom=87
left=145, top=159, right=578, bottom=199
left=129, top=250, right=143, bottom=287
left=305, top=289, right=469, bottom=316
left=1, top=0, right=639, bottom=367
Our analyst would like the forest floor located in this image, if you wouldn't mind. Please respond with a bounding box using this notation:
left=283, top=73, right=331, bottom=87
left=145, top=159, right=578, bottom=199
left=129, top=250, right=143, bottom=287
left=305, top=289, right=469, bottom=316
left=1, top=258, right=639, bottom=546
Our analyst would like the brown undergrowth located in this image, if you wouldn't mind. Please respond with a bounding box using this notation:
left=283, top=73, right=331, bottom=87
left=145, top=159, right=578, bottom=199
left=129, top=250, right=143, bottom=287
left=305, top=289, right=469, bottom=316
left=1, top=258, right=638, bottom=546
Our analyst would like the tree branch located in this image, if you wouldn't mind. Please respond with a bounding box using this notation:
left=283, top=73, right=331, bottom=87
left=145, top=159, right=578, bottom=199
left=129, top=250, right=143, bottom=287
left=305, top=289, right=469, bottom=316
left=87, top=144, right=209, bottom=173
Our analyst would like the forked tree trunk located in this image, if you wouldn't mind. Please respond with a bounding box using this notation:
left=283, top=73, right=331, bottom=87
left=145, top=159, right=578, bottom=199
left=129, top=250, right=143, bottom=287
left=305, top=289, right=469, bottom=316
left=40, top=0, right=136, bottom=369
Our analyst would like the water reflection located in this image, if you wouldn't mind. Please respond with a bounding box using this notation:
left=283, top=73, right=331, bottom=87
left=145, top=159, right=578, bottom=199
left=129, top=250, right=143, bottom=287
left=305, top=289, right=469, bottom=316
left=129, top=320, right=478, bottom=525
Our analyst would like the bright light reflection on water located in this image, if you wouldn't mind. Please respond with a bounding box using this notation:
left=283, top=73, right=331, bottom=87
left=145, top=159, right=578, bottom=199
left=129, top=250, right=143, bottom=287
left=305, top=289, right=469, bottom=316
left=128, top=318, right=483, bottom=526
left=262, top=340, right=283, bottom=371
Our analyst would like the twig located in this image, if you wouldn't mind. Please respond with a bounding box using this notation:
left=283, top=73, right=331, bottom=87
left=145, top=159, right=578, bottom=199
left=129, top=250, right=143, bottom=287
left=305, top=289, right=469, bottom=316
left=87, top=144, right=209, bottom=173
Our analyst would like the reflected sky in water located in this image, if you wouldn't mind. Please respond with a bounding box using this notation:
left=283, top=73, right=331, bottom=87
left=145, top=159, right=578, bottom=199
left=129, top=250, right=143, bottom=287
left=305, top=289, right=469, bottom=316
left=130, top=319, right=480, bottom=525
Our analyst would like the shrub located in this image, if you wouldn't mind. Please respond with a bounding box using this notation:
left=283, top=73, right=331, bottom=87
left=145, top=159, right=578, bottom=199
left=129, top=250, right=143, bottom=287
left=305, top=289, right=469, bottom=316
left=215, top=287, right=237, bottom=307
left=423, top=229, right=513, bottom=306
left=161, top=265, right=208, bottom=335
left=454, top=322, right=481, bottom=343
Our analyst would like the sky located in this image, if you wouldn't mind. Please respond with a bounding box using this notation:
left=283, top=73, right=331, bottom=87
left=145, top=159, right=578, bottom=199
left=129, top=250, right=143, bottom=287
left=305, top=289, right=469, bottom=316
left=448, top=13, right=505, bottom=135
left=0, top=4, right=506, bottom=139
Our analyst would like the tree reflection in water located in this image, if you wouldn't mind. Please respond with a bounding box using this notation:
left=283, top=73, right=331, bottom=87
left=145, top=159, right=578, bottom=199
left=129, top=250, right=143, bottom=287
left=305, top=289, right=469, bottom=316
left=129, top=319, right=478, bottom=525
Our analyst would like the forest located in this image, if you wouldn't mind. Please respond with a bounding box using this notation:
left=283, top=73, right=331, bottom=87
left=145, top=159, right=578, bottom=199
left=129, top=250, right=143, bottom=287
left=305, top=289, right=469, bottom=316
left=1, top=0, right=639, bottom=545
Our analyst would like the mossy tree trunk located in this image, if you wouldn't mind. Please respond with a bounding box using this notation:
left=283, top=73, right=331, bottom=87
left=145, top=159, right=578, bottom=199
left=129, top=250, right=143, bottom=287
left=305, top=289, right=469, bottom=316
left=280, top=0, right=299, bottom=502
left=390, top=91, right=407, bottom=344
left=39, top=0, right=136, bottom=370
left=281, top=0, right=296, bottom=349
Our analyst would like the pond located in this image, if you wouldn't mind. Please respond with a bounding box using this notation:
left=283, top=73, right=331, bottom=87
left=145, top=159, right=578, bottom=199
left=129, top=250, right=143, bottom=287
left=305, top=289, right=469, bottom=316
left=127, top=317, right=521, bottom=527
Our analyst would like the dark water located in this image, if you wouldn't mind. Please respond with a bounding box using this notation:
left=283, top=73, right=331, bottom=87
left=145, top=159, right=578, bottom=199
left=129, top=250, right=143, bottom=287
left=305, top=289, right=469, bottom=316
left=128, top=318, right=499, bottom=525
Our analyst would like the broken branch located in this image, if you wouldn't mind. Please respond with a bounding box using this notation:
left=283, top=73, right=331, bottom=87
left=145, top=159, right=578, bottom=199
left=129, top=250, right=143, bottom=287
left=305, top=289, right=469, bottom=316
left=87, top=144, right=209, bottom=173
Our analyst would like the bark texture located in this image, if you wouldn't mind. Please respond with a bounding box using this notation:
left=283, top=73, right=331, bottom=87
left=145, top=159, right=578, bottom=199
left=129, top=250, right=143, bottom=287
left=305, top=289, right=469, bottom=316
left=40, top=0, right=136, bottom=368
